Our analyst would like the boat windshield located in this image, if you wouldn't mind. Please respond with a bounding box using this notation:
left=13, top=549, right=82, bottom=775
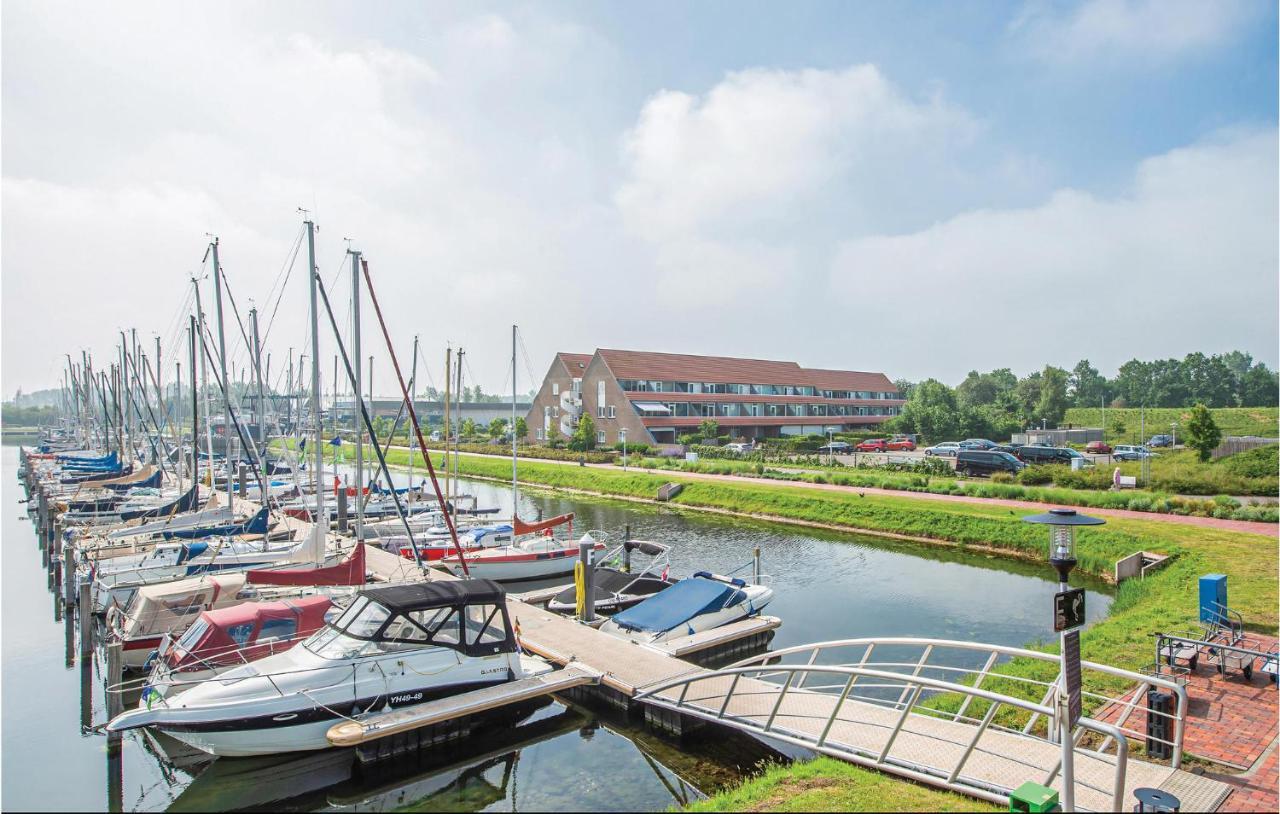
left=172, top=618, right=209, bottom=656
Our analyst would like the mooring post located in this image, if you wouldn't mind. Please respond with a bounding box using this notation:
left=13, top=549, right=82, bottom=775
left=579, top=541, right=596, bottom=623
left=63, top=542, right=77, bottom=606
left=79, top=581, right=93, bottom=657
left=37, top=489, right=48, bottom=541
left=336, top=482, right=349, bottom=533
left=753, top=546, right=761, bottom=585
left=237, top=462, right=247, bottom=501
left=105, top=640, right=124, bottom=718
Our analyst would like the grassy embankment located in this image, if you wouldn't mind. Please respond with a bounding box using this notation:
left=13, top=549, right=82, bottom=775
left=1064, top=406, right=1279, bottom=440
left=286, top=440, right=1276, bottom=810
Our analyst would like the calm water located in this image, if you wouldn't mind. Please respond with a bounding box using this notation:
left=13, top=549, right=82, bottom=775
left=2, top=445, right=1111, bottom=811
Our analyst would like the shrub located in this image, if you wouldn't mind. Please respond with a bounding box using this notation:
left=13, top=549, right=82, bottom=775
left=1218, top=444, right=1278, bottom=479
left=991, top=471, right=1015, bottom=484
left=1019, top=466, right=1055, bottom=485
left=1054, top=468, right=1114, bottom=490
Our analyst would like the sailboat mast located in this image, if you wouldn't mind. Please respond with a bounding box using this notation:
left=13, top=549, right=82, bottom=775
left=443, top=345, right=451, bottom=507
left=189, top=318, right=199, bottom=498
left=305, top=218, right=325, bottom=529
left=349, top=249, right=364, bottom=528
left=409, top=335, right=418, bottom=507
left=192, top=278, right=216, bottom=489
left=506, top=323, right=512, bottom=522
left=209, top=237, right=234, bottom=491
left=251, top=306, right=267, bottom=503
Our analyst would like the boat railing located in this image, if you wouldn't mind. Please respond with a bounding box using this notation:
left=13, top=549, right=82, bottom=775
left=725, top=637, right=1187, bottom=769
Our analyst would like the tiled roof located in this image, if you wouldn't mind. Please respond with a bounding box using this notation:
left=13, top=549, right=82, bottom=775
left=556, top=353, right=593, bottom=373
left=803, top=368, right=897, bottom=393
left=597, top=349, right=807, bottom=384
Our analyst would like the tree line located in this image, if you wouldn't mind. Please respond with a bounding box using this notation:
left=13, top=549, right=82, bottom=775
left=889, top=350, right=1278, bottom=442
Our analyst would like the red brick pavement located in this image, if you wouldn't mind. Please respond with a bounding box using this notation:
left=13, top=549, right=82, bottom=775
left=1095, top=633, right=1278, bottom=811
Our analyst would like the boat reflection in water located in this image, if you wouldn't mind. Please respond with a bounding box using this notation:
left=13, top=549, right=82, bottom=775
left=164, top=695, right=787, bottom=812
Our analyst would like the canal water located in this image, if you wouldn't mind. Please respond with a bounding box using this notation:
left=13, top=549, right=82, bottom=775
left=2, top=444, right=1111, bottom=811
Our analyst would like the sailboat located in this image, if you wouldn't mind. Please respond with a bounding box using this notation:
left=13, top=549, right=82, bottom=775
left=438, top=326, right=602, bottom=582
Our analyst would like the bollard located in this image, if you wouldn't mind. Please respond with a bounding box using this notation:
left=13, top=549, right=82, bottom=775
left=337, top=485, right=349, bottom=533
left=79, top=582, right=93, bottom=657
left=37, top=490, right=48, bottom=539
left=237, top=463, right=248, bottom=502
left=752, top=546, right=762, bottom=585
left=578, top=541, right=596, bottom=623
left=105, top=640, right=124, bottom=718
left=1132, top=787, right=1180, bottom=812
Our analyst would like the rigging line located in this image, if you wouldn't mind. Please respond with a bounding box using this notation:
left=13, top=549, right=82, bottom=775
left=216, top=264, right=259, bottom=382
left=517, top=329, right=538, bottom=395
left=259, top=228, right=305, bottom=350
left=258, top=225, right=306, bottom=324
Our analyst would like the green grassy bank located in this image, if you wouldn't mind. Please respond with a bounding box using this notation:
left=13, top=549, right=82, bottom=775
left=1065, top=406, right=1278, bottom=439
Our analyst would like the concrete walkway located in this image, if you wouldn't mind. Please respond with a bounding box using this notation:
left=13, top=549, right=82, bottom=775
left=419, top=447, right=1277, bottom=536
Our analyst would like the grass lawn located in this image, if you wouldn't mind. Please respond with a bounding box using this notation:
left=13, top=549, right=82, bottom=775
left=1064, top=406, right=1279, bottom=439
left=684, top=758, right=999, bottom=813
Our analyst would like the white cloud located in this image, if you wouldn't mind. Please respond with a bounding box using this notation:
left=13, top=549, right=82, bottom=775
left=616, top=65, right=977, bottom=241
left=828, top=129, right=1278, bottom=379
left=1011, top=0, right=1258, bottom=64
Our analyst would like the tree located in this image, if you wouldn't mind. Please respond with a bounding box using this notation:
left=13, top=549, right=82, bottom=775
left=514, top=416, right=528, bottom=440
left=460, top=418, right=476, bottom=438
left=1184, top=403, right=1222, bottom=461
left=896, top=378, right=959, bottom=442
left=893, top=379, right=915, bottom=400
left=1037, top=366, right=1070, bottom=425
left=487, top=418, right=506, bottom=438
left=1014, top=373, right=1042, bottom=424
left=1069, top=359, right=1107, bottom=408
left=1181, top=352, right=1233, bottom=408
left=569, top=413, right=597, bottom=451
left=698, top=418, right=720, bottom=439
left=1242, top=364, right=1279, bottom=407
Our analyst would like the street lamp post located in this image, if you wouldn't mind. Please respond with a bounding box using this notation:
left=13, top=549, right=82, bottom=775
left=620, top=428, right=628, bottom=471
left=827, top=428, right=834, bottom=466
left=1022, top=508, right=1105, bottom=813
left=1171, top=422, right=1177, bottom=447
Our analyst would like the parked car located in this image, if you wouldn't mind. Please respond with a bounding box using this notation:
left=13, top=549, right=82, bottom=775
left=1015, top=445, right=1093, bottom=466
left=855, top=439, right=887, bottom=452
left=815, top=441, right=851, bottom=454
left=1113, top=444, right=1158, bottom=461
left=724, top=442, right=754, bottom=454
left=1147, top=434, right=1175, bottom=448
left=955, top=449, right=1026, bottom=477
left=1084, top=441, right=1112, bottom=455
left=923, top=442, right=961, bottom=457
left=960, top=439, right=998, bottom=450
left=886, top=438, right=916, bottom=451
left=989, top=444, right=1020, bottom=456
left=890, top=433, right=919, bottom=445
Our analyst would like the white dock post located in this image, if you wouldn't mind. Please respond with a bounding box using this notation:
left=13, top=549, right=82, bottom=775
left=78, top=581, right=93, bottom=657
left=753, top=547, right=761, bottom=585
left=578, top=541, right=596, bottom=622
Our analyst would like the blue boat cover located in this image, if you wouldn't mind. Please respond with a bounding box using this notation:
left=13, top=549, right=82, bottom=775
left=176, top=541, right=209, bottom=564
left=610, top=578, right=743, bottom=634
left=471, top=524, right=513, bottom=543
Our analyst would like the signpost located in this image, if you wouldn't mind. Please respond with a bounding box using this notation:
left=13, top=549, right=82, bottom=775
left=1054, top=588, right=1086, bottom=632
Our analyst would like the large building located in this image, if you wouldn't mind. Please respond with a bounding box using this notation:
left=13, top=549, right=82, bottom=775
left=526, top=349, right=903, bottom=446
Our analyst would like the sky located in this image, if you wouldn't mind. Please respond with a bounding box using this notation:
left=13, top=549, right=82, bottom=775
left=2, top=0, right=1277, bottom=398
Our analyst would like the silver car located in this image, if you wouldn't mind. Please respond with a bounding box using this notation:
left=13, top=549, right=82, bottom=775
left=924, top=442, right=961, bottom=457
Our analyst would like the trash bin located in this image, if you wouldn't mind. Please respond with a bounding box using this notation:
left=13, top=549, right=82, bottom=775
left=1146, top=689, right=1174, bottom=760
left=1133, top=786, right=1181, bottom=811
left=1009, top=781, right=1059, bottom=812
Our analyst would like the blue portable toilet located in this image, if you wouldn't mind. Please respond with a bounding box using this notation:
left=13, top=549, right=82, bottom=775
left=1199, top=574, right=1228, bottom=624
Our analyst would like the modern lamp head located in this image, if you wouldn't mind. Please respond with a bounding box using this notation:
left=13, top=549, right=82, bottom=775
left=1021, top=508, right=1105, bottom=582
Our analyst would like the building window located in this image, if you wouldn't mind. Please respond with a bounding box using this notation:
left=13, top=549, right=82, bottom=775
left=608, top=405, right=616, bottom=418
left=552, top=406, right=559, bottom=418
left=597, top=380, right=606, bottom=405
left=552, top=382, right=560, bottom=396
left=572, top=378, right=582, bottom=394
left=536, top=429, right=544, bottom=440
left=597, top=406, right=606, bottom=418
left=597, top=431, right=606, bottom=445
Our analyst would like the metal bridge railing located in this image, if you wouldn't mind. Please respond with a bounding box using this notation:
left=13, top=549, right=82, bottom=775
left=636, top=660, right=1133, bottom=811
left=725, top=637, right=1186, bottom=768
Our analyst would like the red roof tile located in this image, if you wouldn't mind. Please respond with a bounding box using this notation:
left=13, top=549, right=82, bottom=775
left=803, top=368, right=897, bottom=393
left=597, top=349, right=807, bottom=384
left=556, top=353, right=593, bottom=373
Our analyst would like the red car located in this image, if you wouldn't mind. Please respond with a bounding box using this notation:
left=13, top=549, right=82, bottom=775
left=886, top=438, right=916, bottom=451
left=1085, top=441, right=1112, bottom=455
left=856, top=439, right=888, bottom=452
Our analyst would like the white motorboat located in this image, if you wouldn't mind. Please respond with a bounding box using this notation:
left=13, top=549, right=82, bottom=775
left=598, top=572, right=773, bottom=644
left=546, top=539, right=674, bottom=615
left=108, top=580, right=553, bottom=756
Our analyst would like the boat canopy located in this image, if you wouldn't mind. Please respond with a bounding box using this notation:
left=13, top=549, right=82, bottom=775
left=166, top=595, right=334, bottom=670
left=469, top=523, right=513, bottom=544
left=246, top=543, right=366, bottom=586
left=609, top=576, right=745, bottom=634
left=118, top=573, right=248, bottom=639
left=323, top=579, right=515, bottom=658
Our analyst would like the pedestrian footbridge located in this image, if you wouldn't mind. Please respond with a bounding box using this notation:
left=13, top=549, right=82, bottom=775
left=635, top=638, right=1233, bottom=812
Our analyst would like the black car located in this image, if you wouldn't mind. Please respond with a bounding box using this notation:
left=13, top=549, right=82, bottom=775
left=955, top=449, right=1026, bottom=477
left=1014, top=445, right=1089, bottom=465
left=989, top=444, right=1020, bottom=456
